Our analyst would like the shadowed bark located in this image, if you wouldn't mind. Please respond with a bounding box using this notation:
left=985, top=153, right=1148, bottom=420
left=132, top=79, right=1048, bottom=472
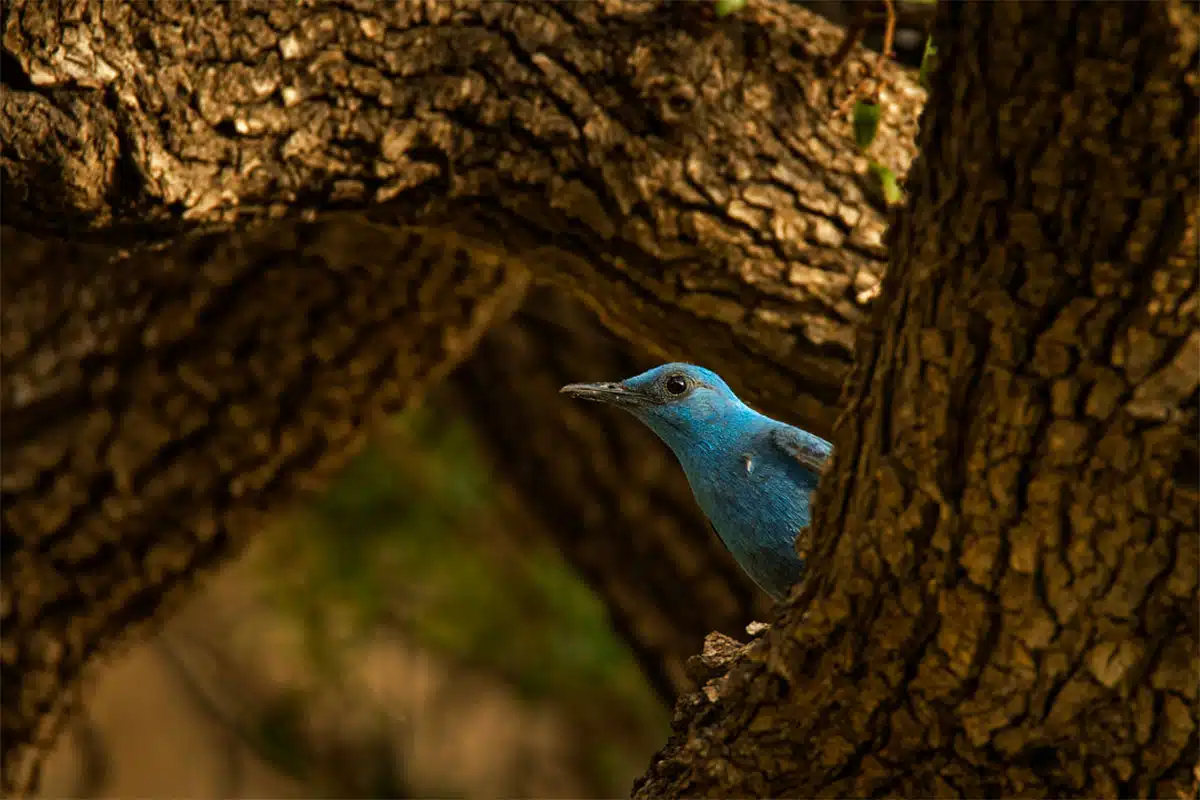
left=0, top=221, right=529, bottom=792
left=634, top=3, right=1199, bottom=797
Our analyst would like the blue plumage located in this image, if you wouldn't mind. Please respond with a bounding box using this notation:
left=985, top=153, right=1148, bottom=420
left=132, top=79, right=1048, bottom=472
left=561, top=363, right=831, bottom=601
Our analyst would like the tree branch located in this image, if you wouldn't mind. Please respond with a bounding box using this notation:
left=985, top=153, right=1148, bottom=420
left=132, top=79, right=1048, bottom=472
left=1, top=0, right=925, bottom=431
left=0, top=220, right=528, bottom=792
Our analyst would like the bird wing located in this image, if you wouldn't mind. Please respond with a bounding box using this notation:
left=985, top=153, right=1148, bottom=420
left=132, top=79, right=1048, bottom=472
left=768, top=426, right=832, bottom=474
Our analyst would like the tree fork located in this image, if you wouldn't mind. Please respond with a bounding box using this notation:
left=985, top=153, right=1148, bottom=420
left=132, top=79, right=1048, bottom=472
left=635, top=2, right=1198, bottom=797
left=0, top=1, right=927, bottom=790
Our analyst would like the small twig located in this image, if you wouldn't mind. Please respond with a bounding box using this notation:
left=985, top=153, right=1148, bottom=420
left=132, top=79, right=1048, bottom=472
left=835, top=0, right=898, bottom=117
left=827, top=3, right=868, bottom=72
left=880, top=0, right=897, bottom=59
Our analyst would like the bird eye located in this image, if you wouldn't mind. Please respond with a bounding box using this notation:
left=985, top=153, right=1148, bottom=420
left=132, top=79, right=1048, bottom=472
left=664, top=375, right=689, bottom=395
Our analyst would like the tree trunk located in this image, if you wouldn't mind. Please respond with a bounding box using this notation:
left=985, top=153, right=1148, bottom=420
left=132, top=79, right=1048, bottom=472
left=635, top=2, right=1199, bottom=797
left=1, top=1, right=920, bottom=791
left=450, top=287, right=774, bottom=702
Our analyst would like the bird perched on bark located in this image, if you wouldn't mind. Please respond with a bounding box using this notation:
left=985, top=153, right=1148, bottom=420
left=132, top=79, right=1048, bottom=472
left=560, top=363, right=831, bottom=601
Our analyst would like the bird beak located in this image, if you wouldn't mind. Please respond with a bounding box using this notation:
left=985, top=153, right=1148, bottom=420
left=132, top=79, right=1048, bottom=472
left=559, top=381, right=646, bottom=408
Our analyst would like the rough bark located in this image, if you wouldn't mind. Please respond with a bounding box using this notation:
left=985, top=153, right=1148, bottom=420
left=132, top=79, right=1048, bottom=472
left=1, top=2, right=924, bottom=792
left=450, top=287, right=774, bottom=702
left=0, top=221, right=529, bottom=793
left=1, top=0, right=923, bottom=430
left=635, top=3, right=1199, bottom=797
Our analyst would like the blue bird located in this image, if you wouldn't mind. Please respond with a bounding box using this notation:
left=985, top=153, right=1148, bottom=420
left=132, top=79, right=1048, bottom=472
left=560, top=363, right=831, bottom=601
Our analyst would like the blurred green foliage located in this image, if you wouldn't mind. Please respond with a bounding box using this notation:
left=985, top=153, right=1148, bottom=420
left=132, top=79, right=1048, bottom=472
left=713, top=0, right=746, bottom=17
left=257, top=405, right=667, bottom=796
left=852, top=100, right=882, bottom=150
left=919, top=35, right=938, bottom=89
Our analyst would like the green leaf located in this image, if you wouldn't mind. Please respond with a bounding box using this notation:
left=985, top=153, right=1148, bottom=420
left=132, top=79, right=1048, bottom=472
left=714, top=0, right=746, bottom=17
left=868, top=161, right=903, bottom=205
left=919, top=37, right=938, bottom=89
left=852, top=101, right=882, bottom=150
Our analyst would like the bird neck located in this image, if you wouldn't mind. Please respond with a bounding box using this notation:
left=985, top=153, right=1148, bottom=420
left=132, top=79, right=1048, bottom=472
left=635, top=400, right=765, bottom=467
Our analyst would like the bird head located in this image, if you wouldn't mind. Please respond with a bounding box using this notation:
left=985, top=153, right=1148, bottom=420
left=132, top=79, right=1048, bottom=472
left=560, top=363, right=748, bottom=448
